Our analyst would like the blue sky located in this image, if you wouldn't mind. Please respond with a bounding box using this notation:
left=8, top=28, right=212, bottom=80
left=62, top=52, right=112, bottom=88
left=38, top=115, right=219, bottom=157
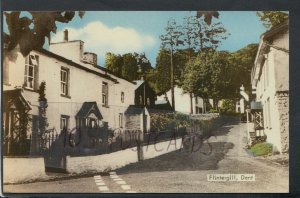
left=4, top=11, right=267, bottom=66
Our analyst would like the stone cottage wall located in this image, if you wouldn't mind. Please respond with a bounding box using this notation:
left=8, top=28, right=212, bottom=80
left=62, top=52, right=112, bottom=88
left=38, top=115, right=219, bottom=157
left=125, top=115, right=141, bottom=130
left=276, top=91, right=289, bottom=153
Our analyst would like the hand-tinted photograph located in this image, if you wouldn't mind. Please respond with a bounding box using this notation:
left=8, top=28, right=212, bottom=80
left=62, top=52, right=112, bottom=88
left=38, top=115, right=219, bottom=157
left=2, top=11, right=289, bottom=193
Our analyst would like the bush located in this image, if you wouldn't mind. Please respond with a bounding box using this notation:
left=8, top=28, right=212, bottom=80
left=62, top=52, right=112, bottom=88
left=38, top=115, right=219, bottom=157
left=209, top=109, right=219, bottom=113
left=150, top=113, right=175, bottom=132
left=250, top=142, right=273, bottom=156
left=251, top=135, right=267, bottom=147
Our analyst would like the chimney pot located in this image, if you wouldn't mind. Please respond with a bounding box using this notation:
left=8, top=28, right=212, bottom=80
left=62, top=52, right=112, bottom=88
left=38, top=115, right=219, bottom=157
left=64, top=29, right=68, bottom=42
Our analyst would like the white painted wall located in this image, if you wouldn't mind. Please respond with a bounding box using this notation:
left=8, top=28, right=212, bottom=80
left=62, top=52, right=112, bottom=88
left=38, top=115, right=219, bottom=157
left=157, top=86, right=204, bottom=114
left=49, top=41, right=84, bottom=64
left=253, top=30, right=289, bottom=153
left=2, top=138, right=182, bottom=184
left=236, top=98, right=245, bottom=113
left=3, top=48, right=135, bottom=134
left=3, top=157, right=46, bottom=184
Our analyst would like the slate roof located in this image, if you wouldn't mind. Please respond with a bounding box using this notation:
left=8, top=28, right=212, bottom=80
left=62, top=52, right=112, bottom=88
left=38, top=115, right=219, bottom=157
left=133, top=80, right=144, bottom=90
left=76, top=102, right=103, bottom=119
left=3, top=89, right=31, bottom=111
left=124, top=105, right=145, bottom=115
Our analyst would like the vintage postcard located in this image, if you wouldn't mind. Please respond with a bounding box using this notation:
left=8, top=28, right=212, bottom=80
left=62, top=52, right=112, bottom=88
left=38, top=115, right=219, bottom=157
left=1, top=10, right=289, bottom=194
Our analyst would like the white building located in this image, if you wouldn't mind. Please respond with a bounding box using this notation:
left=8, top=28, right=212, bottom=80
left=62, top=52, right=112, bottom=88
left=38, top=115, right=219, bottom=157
left=156, top=86, right=205, bottom=114
left=251, top=21, right=289, bottom=153
left=3, top=30, right=136, bottom=154
left=236, top=85, right=249, bottom=114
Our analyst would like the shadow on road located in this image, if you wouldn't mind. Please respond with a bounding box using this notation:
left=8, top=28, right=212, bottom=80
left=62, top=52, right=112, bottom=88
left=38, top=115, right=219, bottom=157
left=117, top=141, right=234, bottom=174
left=211, top=126, right=234, bottom=137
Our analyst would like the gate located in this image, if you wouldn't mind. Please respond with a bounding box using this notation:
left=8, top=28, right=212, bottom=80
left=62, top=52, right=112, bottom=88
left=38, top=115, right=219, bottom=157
left=43, top=128, right=67, bottom=173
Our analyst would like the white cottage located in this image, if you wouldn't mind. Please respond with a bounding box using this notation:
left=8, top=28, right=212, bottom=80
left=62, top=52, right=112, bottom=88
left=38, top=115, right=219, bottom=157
left=3, top=30, right=136, bottom=154
left=251, top=21, right=289, bottom=153
left=156, top=86, right=205, bottom=114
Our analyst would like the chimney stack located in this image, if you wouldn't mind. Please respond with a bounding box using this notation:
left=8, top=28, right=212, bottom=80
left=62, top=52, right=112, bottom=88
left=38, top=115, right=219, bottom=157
left=64, top=29, right=68, bottom=42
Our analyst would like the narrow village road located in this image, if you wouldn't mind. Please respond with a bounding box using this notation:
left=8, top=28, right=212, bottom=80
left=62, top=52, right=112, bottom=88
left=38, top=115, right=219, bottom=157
left=3, top=122, right=289, bottom=193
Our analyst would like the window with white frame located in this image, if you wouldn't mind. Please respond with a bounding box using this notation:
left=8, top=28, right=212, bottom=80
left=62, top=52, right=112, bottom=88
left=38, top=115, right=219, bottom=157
left=60, top=115, right=69, bottom=131
left=24, top=54, right=38, bottom=89
left=102, top=82, right=108, bottom=106
left=61, top=67, right=69, bottom=96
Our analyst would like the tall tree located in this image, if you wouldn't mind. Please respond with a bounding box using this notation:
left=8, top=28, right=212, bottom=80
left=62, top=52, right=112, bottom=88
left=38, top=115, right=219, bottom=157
left=135, top=52, right=153, bottom=79
left=153, top=48, right=191, bottom=94
left=231, top=44, right=259, bottom=93
left=4, top=11, right=85, bottom=56
left=191, top=14, right=229, bottom=51
left=105, top=52, right=123, bottom=76
left=256, top=11, right=289, bottom=29
left=160, top=19, right=184, bottom=110
left=153, top=49, right=172, bottom=94
left=182, top=50, right=236, bottom=109
left=104, top=52, right=152, bottom=81
left=122, top=53, right=139, bottom=81
left=196, top=11, right=220, bottom=26
left=180, top=12, right=228, bottom=112
left=182, top=16, right=199, bottom=114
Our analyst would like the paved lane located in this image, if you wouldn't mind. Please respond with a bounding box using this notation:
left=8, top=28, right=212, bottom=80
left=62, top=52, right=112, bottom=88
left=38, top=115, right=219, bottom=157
left=3, top=123, right=288, bottom=193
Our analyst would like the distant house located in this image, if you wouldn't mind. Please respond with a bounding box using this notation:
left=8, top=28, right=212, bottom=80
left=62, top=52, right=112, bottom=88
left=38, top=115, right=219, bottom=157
left=133, top=79, right=156, bottom=108
left=236, top=85, right=249, bottom=114
left=250, top=21, right=289, bottom=153
left=154, top=96, right=172, bottom=111
left=156, top=86, right=205, bottom=114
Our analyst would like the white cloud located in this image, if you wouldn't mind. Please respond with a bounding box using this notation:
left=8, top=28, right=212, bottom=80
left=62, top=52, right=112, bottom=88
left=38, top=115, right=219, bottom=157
left=51, top=21, right=156, bottom=63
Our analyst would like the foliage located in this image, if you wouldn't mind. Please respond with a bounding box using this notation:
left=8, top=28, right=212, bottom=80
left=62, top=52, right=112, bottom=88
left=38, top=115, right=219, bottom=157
left=256, top=11, right=289, bottom=29
left=38, top=81, right=49, bottom=151
left=250, top=142, right=273, bottom=156
left=136, top=53, right=153, bottom=79
left=220, top=99, right=236, bottom=113
left=185, top=15, right=229, bottom=51
left=196, top=11, right=220, bottom=26
left=160, top=19, right=184, bottom=51
left=122, top=53, right=139, bottom=81
left=231, top=44, right=259, bottom=92
left=4, top=11, right=85, bottom=56
left=150, top=113, right=175, bottom=132
left=105, top=52, right=123, bottom=76
left=208, top=109, right=219, bottom=113
left=104, top=52, right=152, bottom=81
left=160, top=19, right=184, bottom=109
left=151, top=49, right=171, bottom=93
left=38, top=81, right=47, bottom=102
left=152, top=49, right=191, bottom=93
left=182, top=50, right=236, bottom=108
left=152, top=12, right=229, bottom=97
left=250, top=135, right=267, bottom=147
